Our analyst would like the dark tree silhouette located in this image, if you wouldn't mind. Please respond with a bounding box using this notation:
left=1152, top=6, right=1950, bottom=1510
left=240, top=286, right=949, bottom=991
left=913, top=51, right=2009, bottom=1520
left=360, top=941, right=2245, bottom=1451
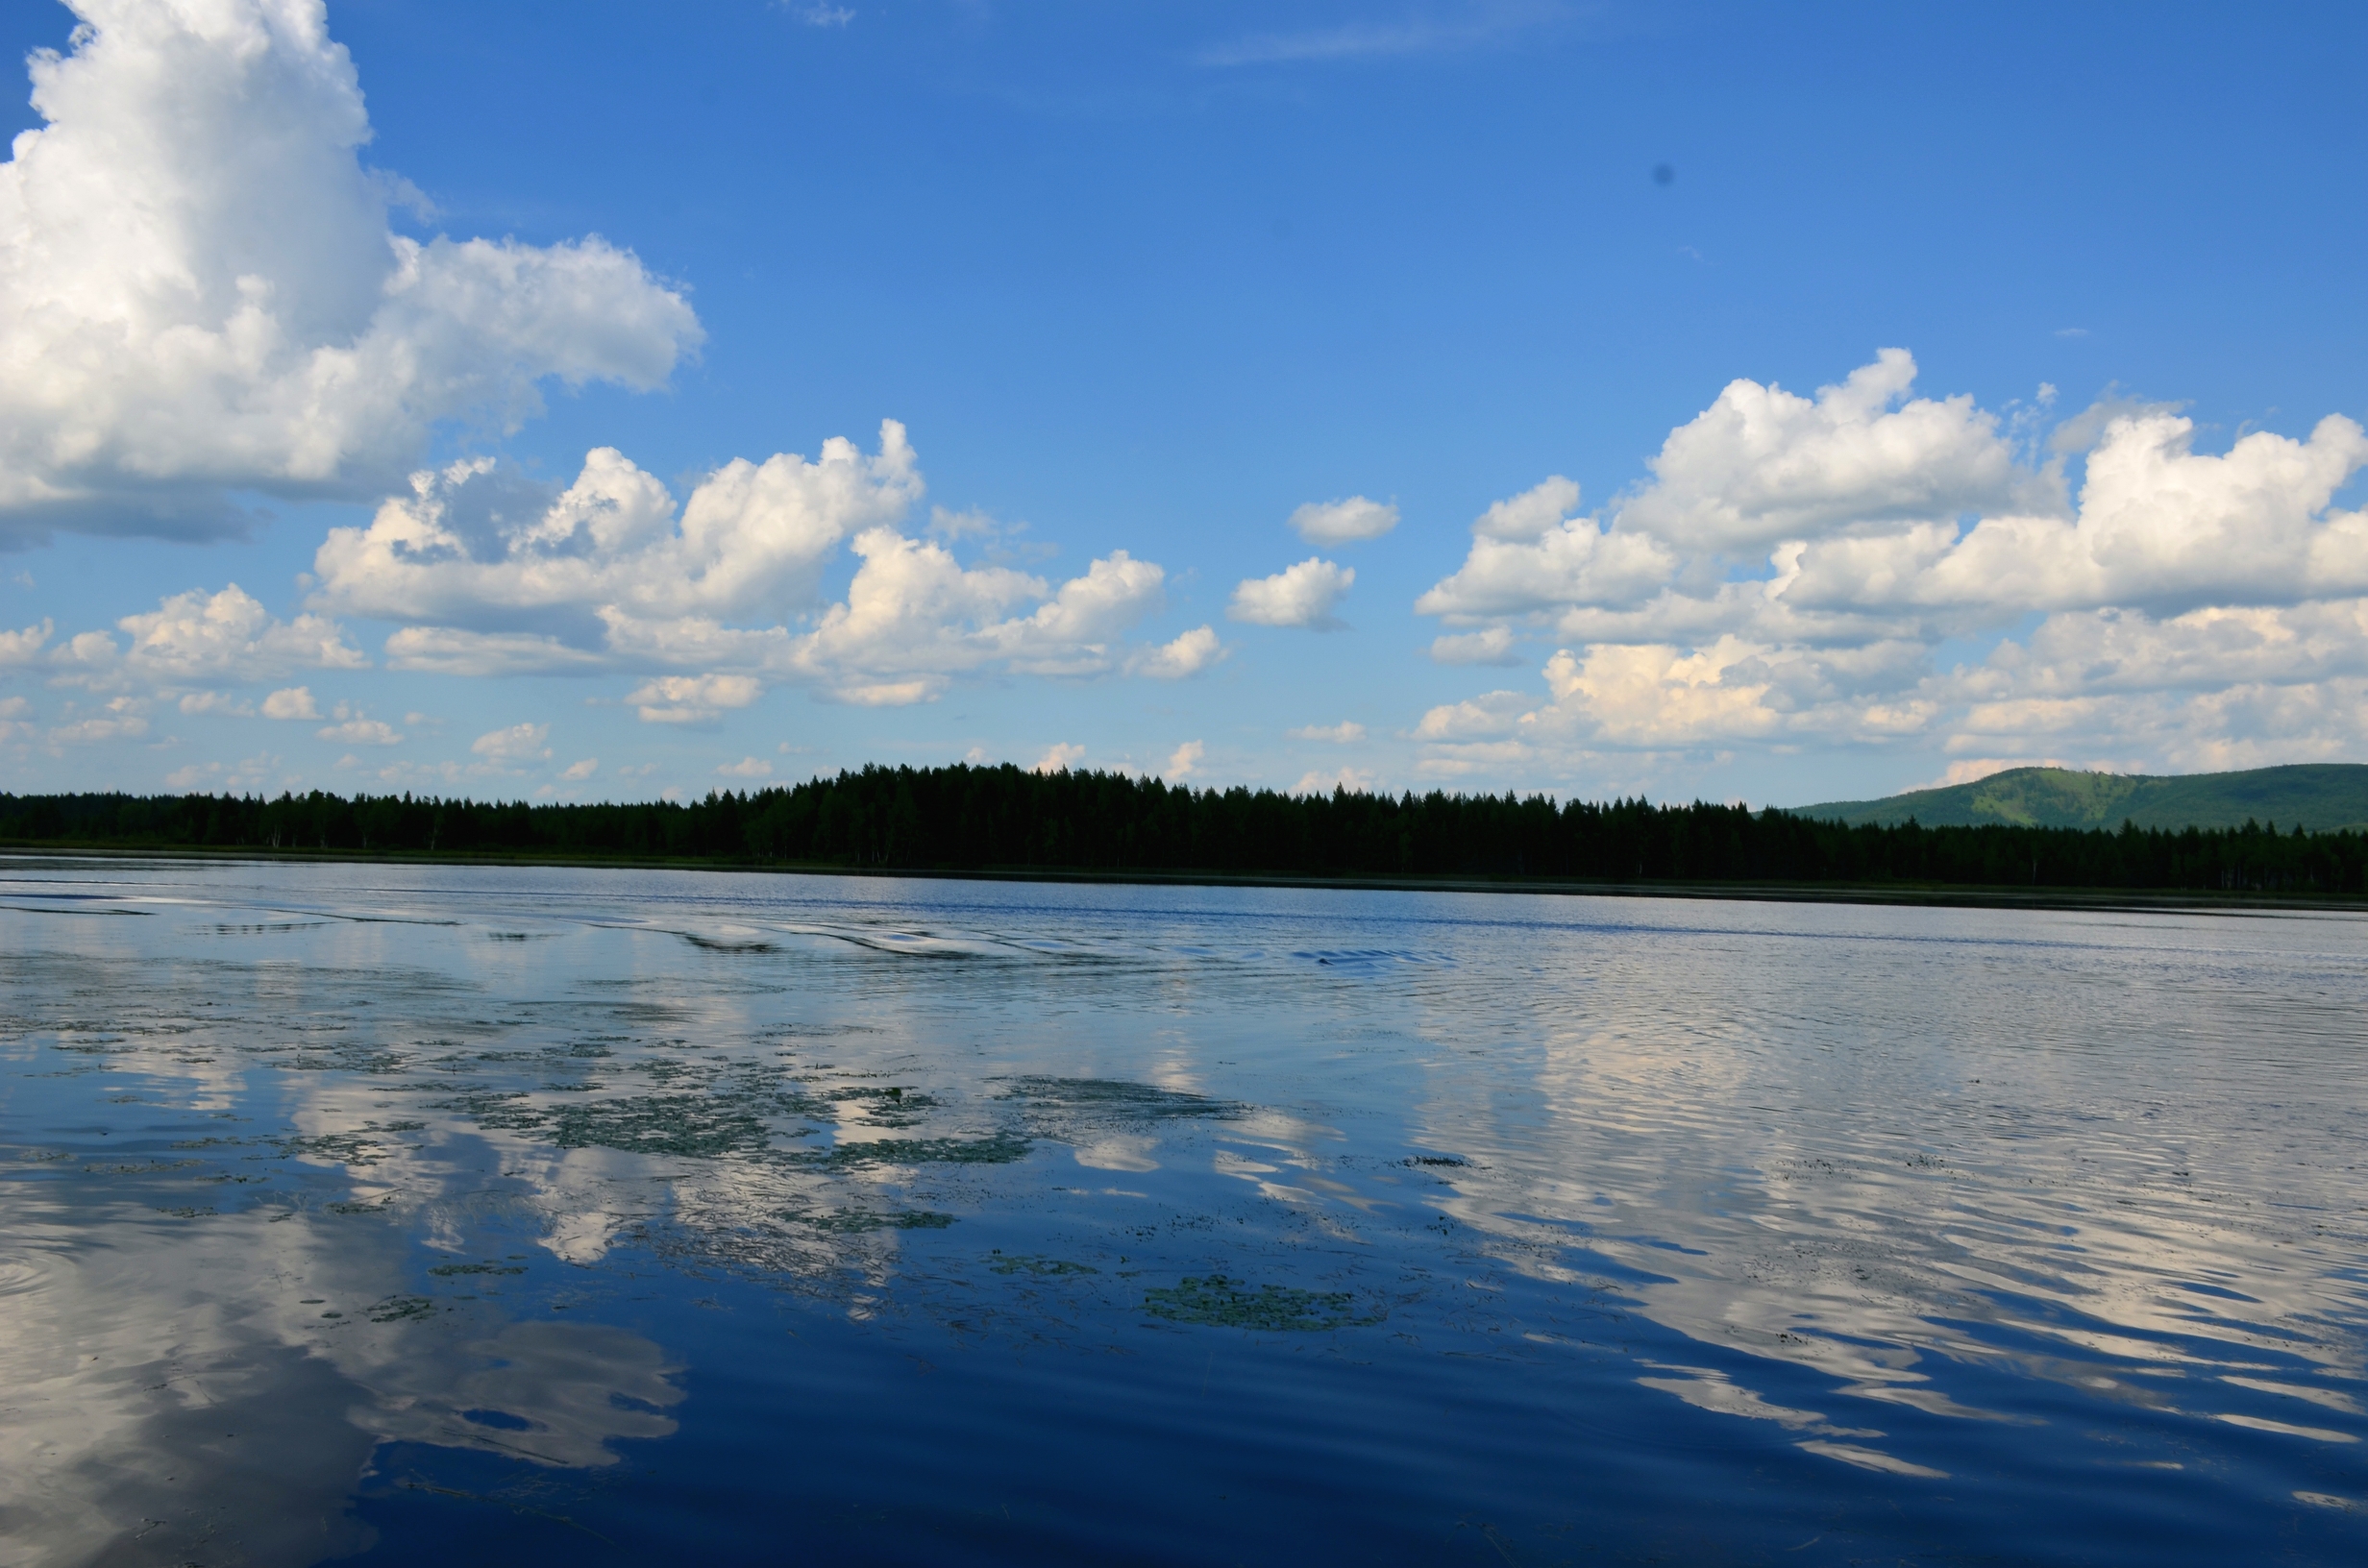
left=2, top=766, right=2359, bottom=895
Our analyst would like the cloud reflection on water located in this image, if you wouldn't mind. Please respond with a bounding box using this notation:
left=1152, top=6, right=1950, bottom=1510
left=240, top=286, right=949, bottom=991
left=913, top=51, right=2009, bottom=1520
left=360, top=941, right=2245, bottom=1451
left=2, top=859, right=2364, bottom=1562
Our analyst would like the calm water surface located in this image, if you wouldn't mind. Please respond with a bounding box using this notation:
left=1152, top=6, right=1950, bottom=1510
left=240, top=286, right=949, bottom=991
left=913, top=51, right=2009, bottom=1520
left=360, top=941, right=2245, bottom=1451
left=1, top=856, right=2363, bottom=1566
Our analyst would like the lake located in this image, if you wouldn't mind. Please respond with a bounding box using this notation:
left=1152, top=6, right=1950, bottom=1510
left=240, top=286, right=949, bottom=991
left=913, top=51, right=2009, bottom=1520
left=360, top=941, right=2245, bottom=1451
left=1, top=856, right=2363, bottom=1566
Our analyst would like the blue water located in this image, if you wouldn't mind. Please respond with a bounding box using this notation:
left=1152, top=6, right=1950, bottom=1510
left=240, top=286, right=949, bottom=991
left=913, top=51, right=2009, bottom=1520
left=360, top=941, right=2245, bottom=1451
left=2, top=856, right=2363, bottom=1565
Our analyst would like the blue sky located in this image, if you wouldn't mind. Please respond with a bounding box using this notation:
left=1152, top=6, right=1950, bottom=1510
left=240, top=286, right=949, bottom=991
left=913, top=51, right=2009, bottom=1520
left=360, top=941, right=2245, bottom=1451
left=2, top=0, right=2365, bottom=807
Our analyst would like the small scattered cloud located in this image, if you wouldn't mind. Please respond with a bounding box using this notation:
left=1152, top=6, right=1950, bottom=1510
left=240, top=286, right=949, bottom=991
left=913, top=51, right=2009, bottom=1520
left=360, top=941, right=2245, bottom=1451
left=1228, top=558, right=1354, bottom=630
left=1289, top=496, right=1398, bottom=545
left=925, top=505, right=998, bottom=541
left=562, top=757, right=599, bottom=781
left=629, top=673, right=762, bottom=724
left=1033, top=742, right=1085, bottom=774
left=2056, top=328, right=2090, bottom=338
left=716, top=756, right=773, bottom=778
left=471, top=722, right=552, bottom=762
left=1164, top=740, right=1205, bottom=781
left=261, top=687, right=322, bottom=721
left=52, top=697, right=148, bottom=745
left=1908, top=756, right=2072, bottom=790
left=0, top=619, right=52, bottom=667
left=1127, top=625, right=1227, bottom=678
left=1288, top=722, right=1366, bottom=744
left=383, top=628, right=609, bottom=677
left=178, top=691, right=254, bottom=718
left=793, top=3, right=853, bottom=26
left=163, top=751, right=282, bottom=793
left=1293, top=766, right=1377, bottom=795
left=316, top=714, right=402, bottom=746
left=1428, top=626, right=1521, bottom=665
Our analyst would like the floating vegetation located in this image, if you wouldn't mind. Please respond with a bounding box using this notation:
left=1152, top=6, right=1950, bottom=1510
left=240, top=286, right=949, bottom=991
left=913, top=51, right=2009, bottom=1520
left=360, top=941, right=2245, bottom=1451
left=1404, top=1155, right=1469, bottom=1167
left=90, top=1160, right=203, bottom=1175
left=428, top=1262, right=528, bottom=1277
left=546, top=1094, right=773, bottom=1158
left=326, top=1196, right=396, bottom=1214
left=995, top=1076, right=1241, bottom=1121
left=827, top=1084, right=938, bottom=1127
left=678, top=932, right=779, bottom=953
left=430, top=1090, right=547, bottom=1132
left=275, top=1131, right=389, bottom=1165
left=990, top=1254, right=1098, bottom=1277
left=1143, top=1275, right=1377, bottom=1332
left=798, top=1210, right=957, bottom=1234
left=796, top=1131, right=1032, bottom=1168
left=366, top=1294, right=437, bottom=1323
left=152, top=1205, right=216, bottom=1219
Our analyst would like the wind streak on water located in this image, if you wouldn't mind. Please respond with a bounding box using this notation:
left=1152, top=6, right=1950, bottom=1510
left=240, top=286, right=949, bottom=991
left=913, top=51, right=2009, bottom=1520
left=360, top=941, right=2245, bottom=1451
left=0, top=857, right=2363, bottom=1566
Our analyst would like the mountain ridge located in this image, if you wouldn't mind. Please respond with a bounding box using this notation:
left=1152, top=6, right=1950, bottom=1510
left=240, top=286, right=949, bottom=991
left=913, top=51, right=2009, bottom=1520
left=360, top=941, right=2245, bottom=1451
left=1791, top=764, right=2368, bottom=831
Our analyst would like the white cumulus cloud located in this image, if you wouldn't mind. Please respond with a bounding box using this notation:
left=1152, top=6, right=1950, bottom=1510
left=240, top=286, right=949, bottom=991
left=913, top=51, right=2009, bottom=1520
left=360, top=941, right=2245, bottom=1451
left=316, top=425, right=1187, bottom=705
left=1292, top=766, right=1376, bottom=796
left=261, top=686, right=319, bottom=720
left=0, top=619, right=51, bottom=666
left=1288, top=721, right=1366, bottom=743
left=1289, top=495, right=1398, bottom=544
left=628, top=674, right=762, bottom=725
left=1229, top=557, right=1354, bottom=629
left=116, top=585, right=366, bottom=684
left=1410, top=351, right=2368, bottom=784
left=0, top=0, right=700, bottom=540
left=316, top=714, right=399, bottom=746
left=1127, top=625, right=1226, bottom=678
left=470, top=722, right=551, bottom=762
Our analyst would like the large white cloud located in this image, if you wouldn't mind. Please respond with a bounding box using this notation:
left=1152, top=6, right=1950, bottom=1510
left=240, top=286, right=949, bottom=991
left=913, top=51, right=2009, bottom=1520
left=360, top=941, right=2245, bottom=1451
left=8, top=584, right=368, bottom=695
left=1413, top=352, right=2368, bottom=782
left=0, top=0, right=700, bottom=539
left=1416, top=478, right=1678, bottom=621
left=117, top=583, right=366, bottom=682
left=317, top=426, right=1193, bottom=706
left=314, top=426, right=923, bottom=634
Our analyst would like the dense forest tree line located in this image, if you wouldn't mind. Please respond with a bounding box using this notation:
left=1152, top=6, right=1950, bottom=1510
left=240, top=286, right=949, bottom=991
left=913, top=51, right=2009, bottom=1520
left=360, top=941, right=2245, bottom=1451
left=0, top=763, right=2361, bottom=894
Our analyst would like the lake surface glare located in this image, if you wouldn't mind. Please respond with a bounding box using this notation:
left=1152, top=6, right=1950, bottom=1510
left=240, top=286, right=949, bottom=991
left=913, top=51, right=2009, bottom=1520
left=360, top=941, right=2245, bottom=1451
left=1, top=856, right=2363, bottom=1566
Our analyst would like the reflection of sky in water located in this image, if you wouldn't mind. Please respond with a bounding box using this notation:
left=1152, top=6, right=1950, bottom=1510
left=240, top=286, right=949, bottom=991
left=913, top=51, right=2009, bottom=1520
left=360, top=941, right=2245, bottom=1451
left=1, top=857, right=2364, bottom=1565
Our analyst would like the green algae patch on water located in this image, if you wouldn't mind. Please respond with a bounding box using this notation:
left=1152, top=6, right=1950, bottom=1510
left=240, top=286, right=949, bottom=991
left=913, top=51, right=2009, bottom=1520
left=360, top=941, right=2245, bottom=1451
left=797, top=1210, right=956, bottom=1234
left=1143, top=1275, right=1379, bottom=1332
left=546, top=1094, right=773, bottom=1158
left=994, top=1076, right=1243, bottom=1121
left=428, top=1262, right=528, bottom=1277
left=989, top=1254, right=1099, bottom=1277
left=367, top=1294, right=437, bottom=1323
left=794, top=1131, right=1033, bottom=1168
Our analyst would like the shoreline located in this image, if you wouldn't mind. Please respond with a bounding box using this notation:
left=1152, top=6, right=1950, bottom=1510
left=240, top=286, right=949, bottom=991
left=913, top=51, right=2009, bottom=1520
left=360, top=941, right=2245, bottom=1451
left=4, top=840, right=2362, bottom=916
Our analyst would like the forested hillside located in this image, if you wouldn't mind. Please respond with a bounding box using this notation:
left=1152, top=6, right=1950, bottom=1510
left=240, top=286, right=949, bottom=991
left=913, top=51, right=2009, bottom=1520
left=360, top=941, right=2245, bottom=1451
left=1798, top=764, right=2368, bottom=831
left=2, top=764, right=2363, bottom=896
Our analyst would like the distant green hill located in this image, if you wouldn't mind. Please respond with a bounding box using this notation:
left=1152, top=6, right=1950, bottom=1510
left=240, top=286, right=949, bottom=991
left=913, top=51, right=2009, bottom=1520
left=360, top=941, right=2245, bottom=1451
left=1792, top=764, right=2368, bottom=832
